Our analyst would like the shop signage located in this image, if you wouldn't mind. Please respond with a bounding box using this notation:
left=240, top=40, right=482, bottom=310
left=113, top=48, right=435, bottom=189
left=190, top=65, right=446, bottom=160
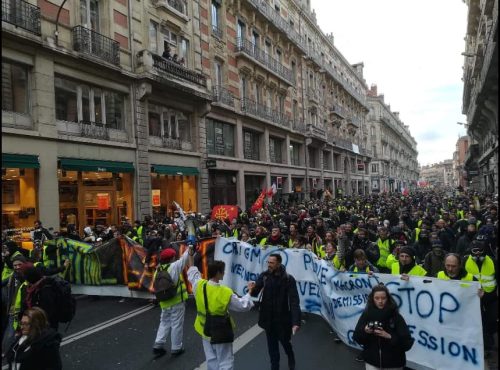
left=97, top=167, right=107, bottom=172
left=206, top=159, right=217, bottom=168
left=468, top=170, right=479, bottom=175
left=152, top=189, right=161, bottom=207
left=97, top=193, right=110, bottom=210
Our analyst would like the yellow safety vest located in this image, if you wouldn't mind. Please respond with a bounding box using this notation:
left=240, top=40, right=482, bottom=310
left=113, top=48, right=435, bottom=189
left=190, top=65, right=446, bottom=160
left=258, top=237, right=267, bottom=247
left=457, top=210, right=465, bottom=220
left=13, top=281, right=27, bottom=330
left=465, top=255, right=496, bottom=293
left=385, top=253, right=398, bottom=270
left=437, top=271, right=474, bottom=281
left=414, top=228, right=421, bottom=242
left=193, top=280, right=234, bottom=339
left=376, top=238, right=393, bottom=269
left=154, top=264, right=188, bottom=309
left=288, top=237, right=296, bottom=248
left=391, top=263, right=427, bottom=276
left=352, top=265, right=372, bottom=273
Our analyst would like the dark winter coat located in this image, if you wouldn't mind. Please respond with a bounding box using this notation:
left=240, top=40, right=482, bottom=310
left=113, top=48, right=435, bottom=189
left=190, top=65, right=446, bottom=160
left=6, top=328, right=62, bottom=370
left=423, top=247, right=446, bottom=277
left=353, top=305, right=414, bottom=368
left=21, top=278, right=59, bottom=330
left=250, top=265, right=301, bottom=336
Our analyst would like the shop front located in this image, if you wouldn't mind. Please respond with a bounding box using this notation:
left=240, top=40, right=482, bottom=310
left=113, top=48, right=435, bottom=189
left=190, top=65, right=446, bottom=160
left=208, top=170, right=237, bottom=208
left=244, top=174, right=265, bottom=210
left=57, top=158, right=134, bottom=233
left=151, top=165, right=199, bottom=220
left=2, top=153, right=39, bottom=230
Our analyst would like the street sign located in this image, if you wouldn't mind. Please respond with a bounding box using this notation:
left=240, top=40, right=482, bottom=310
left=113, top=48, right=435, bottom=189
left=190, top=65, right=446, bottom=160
left=206, top=159, right=217, bottom=168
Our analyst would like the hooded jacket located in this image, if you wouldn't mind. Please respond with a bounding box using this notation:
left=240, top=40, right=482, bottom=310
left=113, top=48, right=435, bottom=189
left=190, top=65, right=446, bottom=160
left=353, top=304, right=414, bottom=368
left=6, top=328, right=62, bottom=370
left=250, top=264, right=301, bottom=336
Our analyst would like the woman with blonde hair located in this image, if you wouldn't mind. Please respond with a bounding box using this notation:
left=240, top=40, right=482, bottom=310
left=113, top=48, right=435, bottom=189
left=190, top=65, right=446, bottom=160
left=5, top=307, right=62, bottom=370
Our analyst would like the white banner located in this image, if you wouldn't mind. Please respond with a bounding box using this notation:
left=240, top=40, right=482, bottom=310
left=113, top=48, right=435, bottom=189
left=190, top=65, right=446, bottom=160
left=215, top=238, right=484, bottom=370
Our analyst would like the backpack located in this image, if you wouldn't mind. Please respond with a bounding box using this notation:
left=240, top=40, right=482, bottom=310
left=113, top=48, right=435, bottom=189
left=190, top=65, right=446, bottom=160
left=153, top=265, right=178, bottom=301
left=46, top=276, right=76, bottom=323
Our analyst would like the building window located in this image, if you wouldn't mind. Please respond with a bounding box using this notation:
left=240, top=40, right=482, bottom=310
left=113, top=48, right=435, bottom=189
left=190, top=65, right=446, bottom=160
left=80, top=0, right=100, bottom=31
left=270, top=137, right=283, bottom=164
left=207, top=119, right=234, bottom=157
left=214, top=60, right=223, bottom=87
left=149, top=104, right=191, bottom=142
left=291, top=60, right=296, bottom=84
left=240, top=75, right=247, bottom=100
left=211, top=0, right=221, bottom=37
left=323, top=151, right=331, bottom=170
left=179, top=38, right=190, bottom=66
left=243, top=130, right=260, bottom=160
left=237, top=19, right=246, bottom=40
left=290, top=142, right=300, bottom=166
left=55, top=75, right=125, bottom=129
left=309, top=147, right=318, bottom=168
left=292, top=100, right=298, bottom=122
left=149, top=21, right=158, bottom=53
left=278, top=95, right=285, bottom=115
left=2, top=61, right=29, bottom=114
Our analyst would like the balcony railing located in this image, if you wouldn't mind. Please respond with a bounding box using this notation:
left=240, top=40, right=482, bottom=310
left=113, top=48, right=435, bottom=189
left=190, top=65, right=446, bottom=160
left=330, top=104, right=349, bottom=118
left=292, top=120, right=307, bottom=133
left=212, top=86, right=234, bottom=107
left=152, top=0, right=188, bottom=17
left=72, top=26, right=120, bottom=66
left=2, top=0, right=41, bottom=35
left=241, top=98, right=290, bottom=128
left=306, top=124, right=326, bottom=140
left=152, top=53, right=207, bottom=87
left=245, top=0, right=307, bottom=54
left=211, top=25, right=223, bottom=39
left=333, top=138, right=353, bottom=151
left=162, top=137, right=182, bottom=150
left=236, top=38, right=293, bottom=84
left=80, top=121, right=109, bottom=140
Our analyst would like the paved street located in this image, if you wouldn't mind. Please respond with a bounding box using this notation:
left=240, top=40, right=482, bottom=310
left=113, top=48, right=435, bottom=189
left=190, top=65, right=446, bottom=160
left=60, top=295, right=364, bottom=370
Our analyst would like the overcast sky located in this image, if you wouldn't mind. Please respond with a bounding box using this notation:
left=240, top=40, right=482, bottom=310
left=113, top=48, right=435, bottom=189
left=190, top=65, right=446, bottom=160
left=313, top=0, right=468, bottom=167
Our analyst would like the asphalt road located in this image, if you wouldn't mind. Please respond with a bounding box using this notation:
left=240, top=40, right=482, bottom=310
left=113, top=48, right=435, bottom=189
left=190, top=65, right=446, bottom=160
left=60, top=295, right=364, bottom=370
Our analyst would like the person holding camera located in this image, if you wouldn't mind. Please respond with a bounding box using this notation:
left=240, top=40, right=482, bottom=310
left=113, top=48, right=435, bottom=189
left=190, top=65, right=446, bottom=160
left=187, top=248, right=254, bottom=370
left=353, top=284, right=414, bottom=369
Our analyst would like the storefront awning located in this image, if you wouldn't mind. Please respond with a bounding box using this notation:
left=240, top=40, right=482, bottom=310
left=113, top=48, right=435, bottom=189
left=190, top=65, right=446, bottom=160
left=2, top=153, right=40, bottom=168
left=151, top=165, right=199, bottom=176
left=59, top=158, right=134, bottom=173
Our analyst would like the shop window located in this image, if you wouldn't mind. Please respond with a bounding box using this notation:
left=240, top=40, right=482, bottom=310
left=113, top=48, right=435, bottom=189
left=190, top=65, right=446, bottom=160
left=244, top=130, right=260, bottom=160
left=151, top=174, right=197, bottom=219
left=2, top=168, right=38, bottom=229
left=55, top=75, right=125, bottom=129
left=270, top=137, right=283, bottom=164
left=207, top=119, right=234, bottom=157
left=2, top=61, right=29, bottom=114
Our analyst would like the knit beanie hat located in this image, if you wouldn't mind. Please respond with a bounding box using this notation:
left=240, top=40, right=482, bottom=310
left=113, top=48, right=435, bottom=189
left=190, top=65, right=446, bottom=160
left=399, top=246, right=415, bottom=259
left=11, top=254, right=27, bottom=263
left=159, top=248, right=176, bottom=262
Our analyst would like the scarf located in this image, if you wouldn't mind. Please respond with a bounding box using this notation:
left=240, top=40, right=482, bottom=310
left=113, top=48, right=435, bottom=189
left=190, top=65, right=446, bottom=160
left=25, top=277, right=46, bottom=309
left=400, top=260, right=416, bottom=274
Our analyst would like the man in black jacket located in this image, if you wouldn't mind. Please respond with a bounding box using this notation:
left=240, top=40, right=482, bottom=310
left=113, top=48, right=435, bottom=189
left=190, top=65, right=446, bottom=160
left=249, top=253, right=301, bottom=370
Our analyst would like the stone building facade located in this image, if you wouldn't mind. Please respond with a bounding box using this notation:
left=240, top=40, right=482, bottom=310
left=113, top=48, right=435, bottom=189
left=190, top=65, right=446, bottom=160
left=2, top=0, right=380, bottom=232
left=365, top=85, right=419, bottom=193
left=452, top=135, right=469, bottom=189
left=462, top=0, right=498, bottom=194
left=420, top=160, right=454, bottom=189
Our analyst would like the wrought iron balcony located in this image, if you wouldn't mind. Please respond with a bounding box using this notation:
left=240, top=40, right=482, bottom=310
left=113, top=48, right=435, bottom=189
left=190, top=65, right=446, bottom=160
left=236, top=38, right=293, bottom=84
left=162, top=137, right=182, bottom=150
left=212, top=24, right=223, bottom=39
left=245, top=0, right=307, bottom=54
left=333, top=138, right=353, bottom=151
left=330, top=104, right=348, bottom=119
left=72, top=26, right=120, bottom=66
left=292, top=120, right=307, bottom=133
left=241, top=98, right=290, bottom=128
left=212, top=86, right=234, bottom=107
left=2, top=0, right=41, bottom=35
left=306, top=124, right=326, bottom=140
left=152, top=53, right=207, bottom=87
left=80, top=121, right=109, bottom=140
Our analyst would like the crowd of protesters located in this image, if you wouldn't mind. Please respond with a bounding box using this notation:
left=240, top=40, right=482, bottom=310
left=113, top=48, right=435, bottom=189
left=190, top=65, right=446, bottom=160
left=1, top=187, right=498, bottom=365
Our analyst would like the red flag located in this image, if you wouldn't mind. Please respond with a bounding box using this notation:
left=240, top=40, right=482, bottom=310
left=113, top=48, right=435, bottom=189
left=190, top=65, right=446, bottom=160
left=250, top=189, right=266, bottom=214
left=211, top=205, right=239, bottom=222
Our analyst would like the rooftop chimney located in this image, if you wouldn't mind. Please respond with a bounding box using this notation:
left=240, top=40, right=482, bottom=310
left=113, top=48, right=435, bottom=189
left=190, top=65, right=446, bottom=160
left=368, top=84, right=377, bottom=97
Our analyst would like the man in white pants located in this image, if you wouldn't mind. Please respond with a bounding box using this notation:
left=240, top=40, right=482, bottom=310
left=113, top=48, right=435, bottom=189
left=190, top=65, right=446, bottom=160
left=152, top=247, right=189, bottom=357
left=187, top=251, right=254, bottom=370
